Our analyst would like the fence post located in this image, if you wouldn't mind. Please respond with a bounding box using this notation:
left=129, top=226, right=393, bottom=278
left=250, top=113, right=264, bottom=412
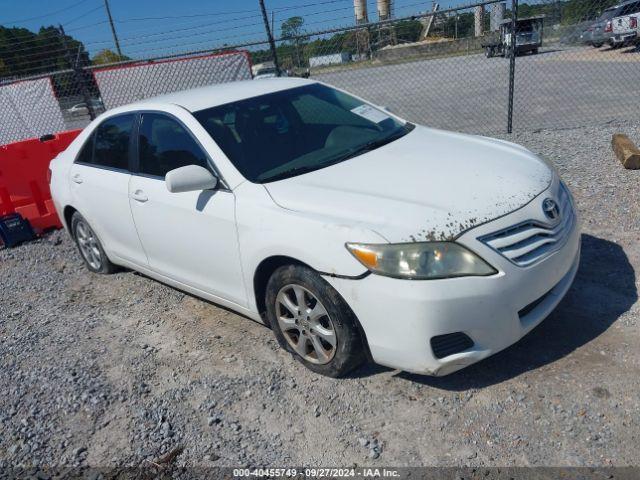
left=506, top=0, right=518, bottom=133
left=258, top=0, right=282, bottom=76
left=59, top=25, right=96, bottom=121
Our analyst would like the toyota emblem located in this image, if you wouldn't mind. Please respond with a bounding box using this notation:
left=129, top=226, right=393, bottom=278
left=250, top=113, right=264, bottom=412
left=542, top=198, right=560, bottom=221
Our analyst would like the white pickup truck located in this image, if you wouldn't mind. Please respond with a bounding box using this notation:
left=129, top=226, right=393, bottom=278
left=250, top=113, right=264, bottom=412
left=608, top=0, right=640, bottom=47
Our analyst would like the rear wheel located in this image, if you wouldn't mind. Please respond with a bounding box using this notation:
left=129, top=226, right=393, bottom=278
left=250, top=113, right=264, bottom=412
left=71, top=212, right=117, bottom=274
left=266, top=265, right=366, bottom=377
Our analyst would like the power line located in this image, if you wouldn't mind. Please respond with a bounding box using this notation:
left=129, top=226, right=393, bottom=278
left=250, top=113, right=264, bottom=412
left=110, top=0, right=349, bottom=24
left=65, top=0, right=349, bottom=34
left=5, top=2, right=350, bottom=60
left=62, top=4, right=105, bottom=26
left=1, top=0, right=95, bottom=25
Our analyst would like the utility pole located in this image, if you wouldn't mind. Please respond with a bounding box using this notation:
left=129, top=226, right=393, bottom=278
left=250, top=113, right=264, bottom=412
left=259, top=0, right=281, bottom=76
left=271, top=10, right=275, bottom=37
left=59, top=25, right=96, bottom=120
left=103, top=0, right=123, bottom=58
left=507, top=0, right=518, bottom=133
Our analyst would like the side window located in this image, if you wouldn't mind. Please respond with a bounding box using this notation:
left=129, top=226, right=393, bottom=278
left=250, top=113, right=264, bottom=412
left=75, top=133, right=95, bottom=164
left=93, top=114, right=135, bottom=170
left=138, top=113, right=209, bottom=178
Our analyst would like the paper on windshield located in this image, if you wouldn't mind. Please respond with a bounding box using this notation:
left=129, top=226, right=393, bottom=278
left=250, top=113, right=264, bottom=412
left=351, top=104, right=390, bottom=123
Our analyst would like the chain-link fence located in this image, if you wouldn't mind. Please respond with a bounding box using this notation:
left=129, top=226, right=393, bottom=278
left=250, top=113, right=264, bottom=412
left=1, top=0, right=638, bottom=144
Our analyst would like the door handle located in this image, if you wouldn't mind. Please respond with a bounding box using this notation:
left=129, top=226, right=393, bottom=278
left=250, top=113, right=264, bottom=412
left=131, top=190, right=148, bottom=203
left=72, top=173, right=83, bottom=184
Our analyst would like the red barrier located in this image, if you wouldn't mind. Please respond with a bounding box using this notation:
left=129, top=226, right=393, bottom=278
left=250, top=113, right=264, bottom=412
left=0, top=129, right=81, bottom=233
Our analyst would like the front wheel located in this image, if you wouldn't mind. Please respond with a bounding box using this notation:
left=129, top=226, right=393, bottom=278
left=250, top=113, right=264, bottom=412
left=265, top=265, right=366, bottom=377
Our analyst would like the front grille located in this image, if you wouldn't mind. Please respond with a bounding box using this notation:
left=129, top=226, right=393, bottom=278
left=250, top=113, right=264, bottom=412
left=480, top=184, right=574, bottom=267
left=430, top=332, right=474, bottom=359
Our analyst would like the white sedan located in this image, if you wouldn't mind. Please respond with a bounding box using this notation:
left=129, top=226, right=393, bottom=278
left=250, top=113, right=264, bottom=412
left=50, top=78, right=580, bottom=377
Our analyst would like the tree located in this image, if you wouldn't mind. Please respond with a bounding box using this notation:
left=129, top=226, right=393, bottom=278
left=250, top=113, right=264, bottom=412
left=92, top=49, right=131, bottom=65
left=561, top=0, right=618, bottom=23
left=394, top=19, right=425, bottom=43
left=281, top=16, right=306, bottom=68
left=0, top=25, right=88, bottom=79
left=281, top=16, right=305, bottom=39
left=0, top=58, right=9, bottom=77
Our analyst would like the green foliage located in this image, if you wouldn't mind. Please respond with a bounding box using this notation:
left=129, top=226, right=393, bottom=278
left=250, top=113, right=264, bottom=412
left=280, top=16, right=305, bottom=40
left=280, top=16, right=307, bottom=68
left=394, top=19, right=424, bottom=43
left=560, top=0, right=619, bottom=23
left=92, top=49, right=131, bottom=65
left=0, top=25, right=88, bottom=78
left=0, top=58, right=9, bottom=76
left=440, top=12, right=476, bottom=38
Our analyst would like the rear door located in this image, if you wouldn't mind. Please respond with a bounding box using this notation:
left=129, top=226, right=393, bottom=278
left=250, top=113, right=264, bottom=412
left=69, top=113, right=147, bottom=265
left=128, top=112, right=246, bottom=306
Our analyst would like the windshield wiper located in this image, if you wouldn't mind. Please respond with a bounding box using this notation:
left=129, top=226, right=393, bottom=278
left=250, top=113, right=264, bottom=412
left=261, top=165, right=321, bottom=183
left=339, top=123, right=415, bottom=161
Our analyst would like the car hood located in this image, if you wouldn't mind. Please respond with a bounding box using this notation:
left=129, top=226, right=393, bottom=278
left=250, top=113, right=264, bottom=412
left=263, top=125, right=553, bottom=243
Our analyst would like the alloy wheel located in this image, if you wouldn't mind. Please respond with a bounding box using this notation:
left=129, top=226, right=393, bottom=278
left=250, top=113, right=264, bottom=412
left=275, top=284, right=337, bottom=365
left=75, top=220, right=103, bottom=270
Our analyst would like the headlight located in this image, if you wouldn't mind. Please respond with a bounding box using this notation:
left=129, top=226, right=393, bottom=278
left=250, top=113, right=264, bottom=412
left=346, top=242, right=497, bottom=280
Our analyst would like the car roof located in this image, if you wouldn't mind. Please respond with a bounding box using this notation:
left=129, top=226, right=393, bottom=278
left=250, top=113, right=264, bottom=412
left=130, top=77, right=316, bottom=112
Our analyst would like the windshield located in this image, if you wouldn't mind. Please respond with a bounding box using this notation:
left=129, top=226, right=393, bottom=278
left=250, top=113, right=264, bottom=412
left=256, top=68, right=277, bottom=75
left=517, top=20, right=538, bottom=32
left=193, top=83, right=412, bottom=183
left=598, top=8, right=617, bottom=21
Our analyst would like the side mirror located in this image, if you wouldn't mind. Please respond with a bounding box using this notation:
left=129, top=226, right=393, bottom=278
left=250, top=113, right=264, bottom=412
left=165, top=165, right=218, bottom=193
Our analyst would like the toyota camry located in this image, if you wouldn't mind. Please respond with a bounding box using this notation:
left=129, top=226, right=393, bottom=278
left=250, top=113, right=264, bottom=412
left=50, top=78, right=580, bottom=377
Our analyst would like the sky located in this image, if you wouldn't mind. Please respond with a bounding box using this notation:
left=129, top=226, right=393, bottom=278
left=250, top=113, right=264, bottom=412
left=0, top=0, right=483, bottom=59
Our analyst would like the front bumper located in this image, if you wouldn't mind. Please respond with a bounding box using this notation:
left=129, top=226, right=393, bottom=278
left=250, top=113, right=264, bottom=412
left=515, top=42, right=539, bottom=52
left=325, top=182, right=581, bottom=376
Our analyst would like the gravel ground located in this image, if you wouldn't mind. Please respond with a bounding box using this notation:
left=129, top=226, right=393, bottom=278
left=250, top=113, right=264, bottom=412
left=1, top=121, right=639, bottom=472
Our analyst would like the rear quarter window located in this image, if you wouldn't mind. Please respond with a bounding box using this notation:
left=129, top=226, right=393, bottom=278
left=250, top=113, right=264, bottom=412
left=94, top=115, right=134, bottom=170
left=75, top=115, right=134, bottom=170
left=75, top=133, right=95, bottom=164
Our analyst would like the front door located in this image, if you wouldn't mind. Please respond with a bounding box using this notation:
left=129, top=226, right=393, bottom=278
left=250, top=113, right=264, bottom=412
left=128, top=112, right=246, bottom=307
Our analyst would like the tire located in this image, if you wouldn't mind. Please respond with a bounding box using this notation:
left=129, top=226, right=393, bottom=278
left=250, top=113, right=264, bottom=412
left=265, top=264, right=366, bottom=377
left=593, top=42, right=603, bottom=48
left=71, top=212, right=118, bottom=274
left=485, top=47, right=494, bottom=58
left=532, top=48, right=539, bottom=54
